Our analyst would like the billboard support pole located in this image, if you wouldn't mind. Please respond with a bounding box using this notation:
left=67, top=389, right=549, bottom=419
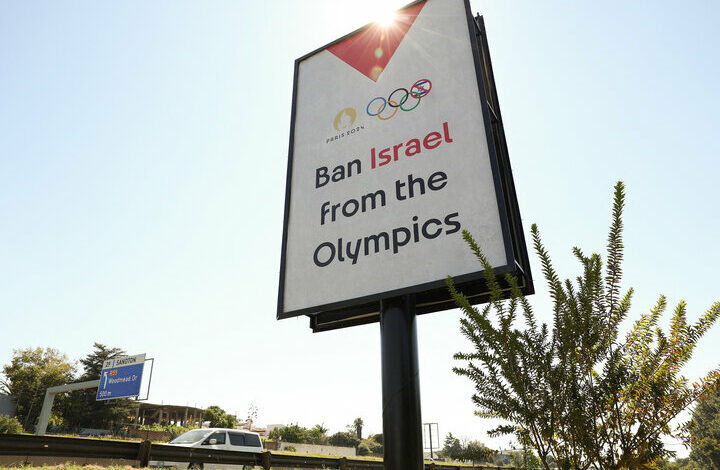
left=380, top=295, right=423, bottom=469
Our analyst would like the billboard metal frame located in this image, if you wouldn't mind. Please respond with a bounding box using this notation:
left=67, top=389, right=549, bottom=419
left=277, top=0, right=533, bottom=332
left=135, top=357, right=154, bottom=402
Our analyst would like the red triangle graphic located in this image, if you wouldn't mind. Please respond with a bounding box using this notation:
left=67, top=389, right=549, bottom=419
left=328, top=1, right=426, bottom=82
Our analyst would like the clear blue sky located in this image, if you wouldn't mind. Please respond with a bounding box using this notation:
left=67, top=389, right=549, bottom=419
left=2, top=0, right=719, bottom=455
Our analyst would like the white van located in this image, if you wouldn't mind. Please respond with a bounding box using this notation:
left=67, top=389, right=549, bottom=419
left=151, top=428, right=264, bottom=469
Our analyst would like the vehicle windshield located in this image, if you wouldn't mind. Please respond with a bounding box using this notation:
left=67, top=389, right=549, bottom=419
left=170, top=429, right=212, bottom=444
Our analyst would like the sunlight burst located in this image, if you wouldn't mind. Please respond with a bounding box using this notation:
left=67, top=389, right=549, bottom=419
left=374, top=10, right=398, bottom=28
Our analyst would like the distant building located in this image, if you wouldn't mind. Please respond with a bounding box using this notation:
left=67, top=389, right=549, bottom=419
left=236, top=419, right=266, bottom=435
left=131, top=402, right=204, bottom=428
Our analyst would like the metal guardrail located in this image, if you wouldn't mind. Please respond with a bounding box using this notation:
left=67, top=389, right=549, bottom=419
left=0, top=434, right=512, bottom=469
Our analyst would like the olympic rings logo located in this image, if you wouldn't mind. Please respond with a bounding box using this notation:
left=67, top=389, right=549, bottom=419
left=366, top=79, right=432, bottom=121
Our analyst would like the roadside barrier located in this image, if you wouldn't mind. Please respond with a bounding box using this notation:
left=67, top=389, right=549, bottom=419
left=0, top=433, right=514, bottom=469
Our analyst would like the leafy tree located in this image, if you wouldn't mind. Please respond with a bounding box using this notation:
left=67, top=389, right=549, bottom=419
left=269, top=423, right=304, bottom=443
left=447, top=182, right=720, bottom=470
left=511, top=447, right=542, bottom=470
left=687, top=385, right=720, bottom=469
left=365, top=433, right=383, bottom=455
left=462, top=440, right=493, bottom=464
left=329, top=430, right=360, bottom=448
left=441, top=432, right=463, bottom=460
left=203, top=405, right=235, bottom=428
left=1, top=347, right=75, bottom=431
left=328, top=430, right=382, bottom=455
left=80, top=343, right=125, bottom=378
left=440, top=433, right=492, bottom=463
left=203, top=405, right=226, bottom=427
left=268, top=423, right=328, bottom=444
left=61, top=343, right=136, bottom=431
left=656, top=457, right=704, bottom=470
left=307, top=423, right=329, bottom=445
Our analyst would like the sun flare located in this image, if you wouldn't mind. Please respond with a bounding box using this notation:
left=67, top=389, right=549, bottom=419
left=375, top=10, right=398, bottom=28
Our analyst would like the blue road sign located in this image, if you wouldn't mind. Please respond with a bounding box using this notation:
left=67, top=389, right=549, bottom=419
left=96, top=353, right=146, bottom=401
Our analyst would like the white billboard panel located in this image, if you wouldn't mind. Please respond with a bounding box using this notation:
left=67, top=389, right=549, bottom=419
left=279, top=0, right=526, bottom=321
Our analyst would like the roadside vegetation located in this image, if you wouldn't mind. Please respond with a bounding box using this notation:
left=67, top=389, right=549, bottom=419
left=438, top=432, right=494, bottom=464
left=448, top=182, right=720, bottom=470
left=268, top=418, right=383, bottom=457
left=0, top=415, right=23, bottom=434
left=1, top=343, right=138, bottom=433
left=0, top=345, right=230, bottom=440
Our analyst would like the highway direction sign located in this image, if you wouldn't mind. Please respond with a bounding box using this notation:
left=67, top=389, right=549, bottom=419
left=96, top=353, right=146, bottom=401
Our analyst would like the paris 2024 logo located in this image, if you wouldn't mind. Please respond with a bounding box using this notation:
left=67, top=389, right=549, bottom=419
left=327, top=78, right=431, bottom=145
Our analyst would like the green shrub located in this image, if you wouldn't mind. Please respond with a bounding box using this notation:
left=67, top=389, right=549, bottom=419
left=0, top=415, right=23, bottom=434
left=364, top=439, right=383, bottom=456
left=202, top=405, right=235, bottom=429
left=269, top=424, right=305, bottom=443
left=356, top=442, right=371, bottom=456
left=139, top=423, right=192, bottom=439
left=284, top=445, right=296, bottom=452
left=166, top=425, right=191, bottom=439
left=140, top=423, right=166, bottom=431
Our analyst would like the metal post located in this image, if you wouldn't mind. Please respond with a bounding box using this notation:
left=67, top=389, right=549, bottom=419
left=35, top=390, right=57, bottom=436
left=428, top=423, right=434, bottom=460
left=36, top=379, right=100, bottom=435
left=380, top=295, right=423, bottom=470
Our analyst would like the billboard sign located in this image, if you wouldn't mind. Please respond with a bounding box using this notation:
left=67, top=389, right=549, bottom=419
left=96, top=353, right=145, bottom=401
left=278, top=0, right=532, bottom=330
